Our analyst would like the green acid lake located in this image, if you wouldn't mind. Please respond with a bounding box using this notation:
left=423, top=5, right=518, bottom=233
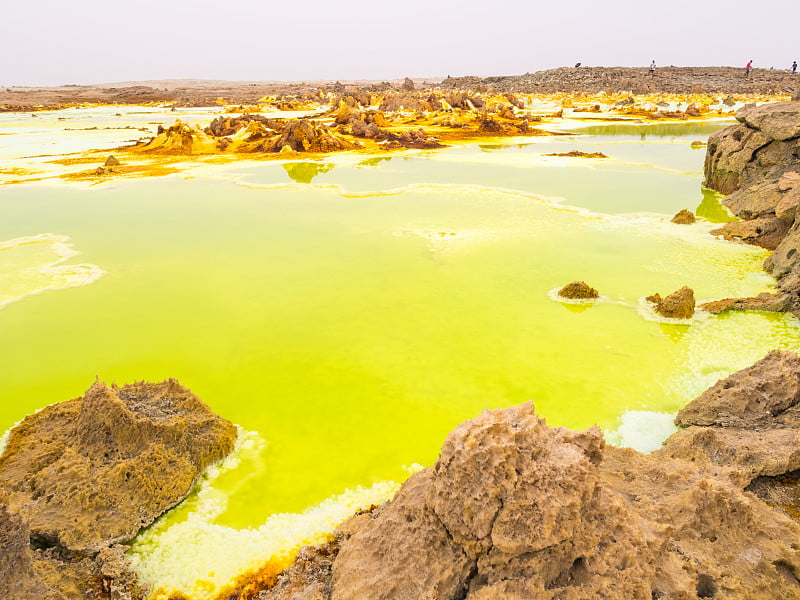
left=1, top=112, right=798, bottom=597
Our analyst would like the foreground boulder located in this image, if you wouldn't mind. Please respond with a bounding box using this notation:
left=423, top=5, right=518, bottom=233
left=0, top=380, right=237, bottom=599
left=261, top=352, right=800, bottom=599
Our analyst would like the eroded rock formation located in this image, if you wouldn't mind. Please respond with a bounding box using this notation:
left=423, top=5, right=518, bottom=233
left=259, top=351, right=800, bottom=599
left=0, top=379, right=237, bottom=599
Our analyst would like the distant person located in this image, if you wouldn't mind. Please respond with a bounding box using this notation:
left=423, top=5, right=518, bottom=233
left=574, top=62, right=582, bottom=68
left=745, top=60, right=753, bottom=77
left=649, top=60, right=656, bottom=75
left=793, top=61, right=798, bottom=74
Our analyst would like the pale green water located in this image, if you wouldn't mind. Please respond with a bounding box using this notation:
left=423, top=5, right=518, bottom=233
left=2, top=113, right=799, bottom=595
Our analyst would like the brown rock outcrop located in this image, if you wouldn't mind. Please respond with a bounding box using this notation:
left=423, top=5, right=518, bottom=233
left=671, top=208, right=696, bottom=224
left=0, top=380, right=236, bottom=599
left=674, top=350, right=800, bottom=429
left=261, top=358, right=800, bottom=600
left=659, top=350, right=800, bottom=521
left=704, top=102, right=800, bottom=195
left=711, top=215, right=789, bottom=250
left=265, top=120, right=360, bottom=153
left=206, top=114, right=276, bottom=137
left=379, top=93, right=432, bottom=113
left=544, top=150, right=608, bottom=158
left=700, top=292, right=790, bottom=314
left=647, top=286, right=695, bottom=318
left=699, top=102, right=800, bottom=316
left=136, top=121, right=219, bottom=154
left=558, top=280, right=599, bottom=299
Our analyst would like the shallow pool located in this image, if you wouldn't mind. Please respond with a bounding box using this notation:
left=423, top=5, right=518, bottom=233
left=1, top=113, right=796, bottom=597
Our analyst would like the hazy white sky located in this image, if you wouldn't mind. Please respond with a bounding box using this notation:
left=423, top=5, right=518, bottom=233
left=3, top=0, right=797, bottom=85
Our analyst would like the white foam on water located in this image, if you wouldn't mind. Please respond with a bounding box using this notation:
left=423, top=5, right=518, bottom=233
left=128, top=429, right=413, bottom=600
left=0, top=233, right=105, bottom=309
left=391, top=228, right=496, bottom=254
left=605, top=411, right=678, bottom=454
left=667, top=311, right=800, bottom=402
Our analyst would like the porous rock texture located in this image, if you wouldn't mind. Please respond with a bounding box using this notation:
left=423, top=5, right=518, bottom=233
left=700, top=102, right=800, bottom=315
left=648, top=286, right=695, bottom=319
left=259, top=352, right=800, bottom=600
left=0, top=379, right=237, bottom=599
left=558, top=280, right=599, bottom=299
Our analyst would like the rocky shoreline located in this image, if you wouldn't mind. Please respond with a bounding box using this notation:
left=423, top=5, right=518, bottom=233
left=699, top=101, right=800, bottom=316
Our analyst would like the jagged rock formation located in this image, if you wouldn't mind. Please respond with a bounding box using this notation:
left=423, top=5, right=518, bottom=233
left=700, top=102, right=800, bottom=315
left=558, top=280, right=599, bottom=299
left=266, top=120, right=360, bottom=153
left=259, top=351, right=800, bottom=599
left=133, top=86, right=543, bottom=157
left=137, top=116, right=360, bottom=155
left=206, top=114, right=276, bottom=137
left=0, top=380, right=237, bottom=599
left=646, top=286, right=695, bottom=319
left=138, top=121, right=220, bottom=154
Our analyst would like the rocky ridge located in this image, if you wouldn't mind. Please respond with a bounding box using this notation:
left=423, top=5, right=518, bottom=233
left=442, top=66, right=800, bottom=95
left=2, top=68, right=796, bottom=112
